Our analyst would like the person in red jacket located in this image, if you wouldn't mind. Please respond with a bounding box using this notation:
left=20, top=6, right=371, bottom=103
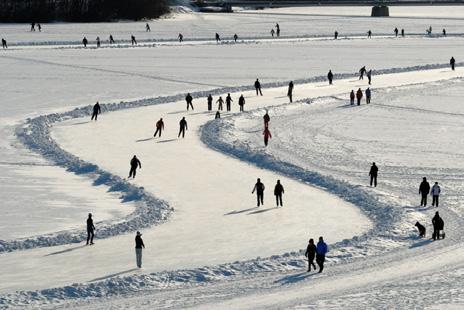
left=356, top=88, right=363, bottom=105
left=263, top=127, right=272, bottom=146
left=154, top=118, right=164, bottom=137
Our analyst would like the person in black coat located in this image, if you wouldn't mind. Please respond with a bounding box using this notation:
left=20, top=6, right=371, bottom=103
left=327, top=70, right=333, bottom=85
left=2, top=38, right=7, bottom=49
left=226, top=93, right=233, bottom=111
left=82, top=37, right=88, bottom=48
left=129, top=155, right=141, bottom=179
left=305, top=238, right=317, bottom=272
left=274, top=180, right=284, bottom=207
left=86, top=213, right=95, bottom=245
left=178, top=117, right=188, bottom=138
left=135, top=231, right=145, bottom=268
left=369, top=162, right=378, bottom=187
left=207, top=94, right=213, bottom=111
left=432, top=211, right=444, bottom=240
left=255, top=79, right=263, bottom=96
left=238, top=95, right=245, bottom=112
left=185, top=93, right=194, bottom=111
left=287, top=81, right=294, bottom=103
left=419, top=177, right=431, bottom=207
left=252, top=178, right=265, bottom=206
left=91, top=102, right=101, bottom=121
left=450, top=57, right=456, bottom=71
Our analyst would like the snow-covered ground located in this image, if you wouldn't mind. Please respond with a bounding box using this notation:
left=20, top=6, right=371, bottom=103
left=1, top=6, right=464, bottom=309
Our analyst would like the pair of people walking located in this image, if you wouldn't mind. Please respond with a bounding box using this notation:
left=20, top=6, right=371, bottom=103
left=305, top=237, right=329, bottom=273
left=419, top=178, right=441, bottom=207
left=252, top=178, right=285, bottom=207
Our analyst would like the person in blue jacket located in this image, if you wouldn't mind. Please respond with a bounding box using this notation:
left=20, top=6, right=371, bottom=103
left=316, top=236, right=328, bottom=273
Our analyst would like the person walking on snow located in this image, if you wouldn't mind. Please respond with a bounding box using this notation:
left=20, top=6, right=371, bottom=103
left=334, top=31, right=338, bottom=39
left=359, top=66, right=366, bottom=80
left=288, top=81, right=294, bottom=103
left=86, top=213, right=95, bottom=245
left=109, top=34, right=115, bottom=44
left=234, top=33, right=238, bottom=42
left=356, top=88, right=363, bottom=105
left=82, top=37, right=88, bottom=48
left=270, top=28, right=275, bottom=37
left=178, top=33, right=183, bottom=42
left=350, top=90, right=355, bottom=105
left=316, top=237, right=328, bottom=273
left=263, top=111, right=270, bottom=128
left=239, top=95, right=245, bottom=111
left=263, top=127, right=272, bottom=146
left=31, top=22, right=36, bottom=32
left=327, top=70, right=333, bottom=85
left=367, top=30, right=372, bottom=38
left=128, top=155, right=141, bottom=179
left=226, top=93, right=233, bottom=111
left=185, top=93, right=194, bottom=110
left=96, top=36, right=101, bottom=48
left=274, top=180, right=284, bottom=207
left=367, top=70, right=372, bottom=85
left=2, top=38, right=7, bottom=49
left=255, top=79, right=263, bottom=96
left=154, top=118, right=164, bottom=137
left=216, top=96, right=224, bottom=111
left=432, top=212, right=444, bottom=240
left=207, top=94, right=213, bottom=111
left=401, top=29, right=405, bottom=37
left=365, top=87, right=371, bottom=104
left=305, top=238, right=317, bottom=272
left=178, top=117, right=188, bottom=138
left=431, top=182, right=441, bottom=207
left=37, top=23, right=42, bottom=32
left=215, top=33, right=221, bottom=43
left=369, top=162, right=378, bottom=187
left=146, top=23, right=151, bottom=32
left=443, top=29, right=447, bottom=36
left=252, top=178, right=265, bottom=207
left=276, top=23, right=280, bottom=37
left=91, top=101, right=101, bottom=121
left=394, top=27, right=398, bottom=37
left=135, top=231, right=145, bottom=268
left=131, top=35, right=137, bottom=45
left=450, top=57, right=456, bottom=71
left=419, top=177, right=431, bottom=207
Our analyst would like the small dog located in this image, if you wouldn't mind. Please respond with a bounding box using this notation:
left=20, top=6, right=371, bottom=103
left=415, top=221, right=426, bottom=238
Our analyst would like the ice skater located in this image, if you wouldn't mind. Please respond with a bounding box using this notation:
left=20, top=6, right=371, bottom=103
left=274, top=180, right=284, bottom=207
left=135, top=231, right=145, bottom=268
left=263, top=111, right=270, bottom=128
left=2, top=38, right=7, bottom=49
left=270, top=28, right=275, bottom=37
left=334, top=31, right=338, bottom=39
left=252, top=178, right=265, bottom=207
left=185, top=93, right=194, bottom=110
left=419, top=177, right=431, bottom=207
left=255, top=79, right=263, bottom=96
left=367, top=69, right=372, bottom=85
left=128, top=155, right=141, bottom=179
left=216, top=96, right=224, bottom=111
left=327, top=70, right=333, bottom=85
left=288, top=81, right=294, bottom=103
left=178, top=33, right=183, bottom=42
left=359, top=66, right=366, bottom=80
left=239, top=95, right=245, bottom=111
left=316, top=237, right=328, bottom=273
left=431, top=182, right=441, bottom=207
left=96, top=36, right=101, bottom=48
left=207, top=94, right=213, bottom=111
left=365, top=87, right=371, bottom=104
left=356, top=88, right=363, bottom=105
left=91, top=101, right=101, bottom=121
left=443, top=28, right=447, bottom=36
left=86, top=213, right=95, bottom=245
left=276, top=23, right=280, bottom=37
left=154, top=118, right=164, bottom=137
left=131, top=35, right=137, bottom=45
left=178, top=117, right=188, bottom=138
left=450, top=57, right=456, bottom=71
left=82, top=37, right=88, bottom=48
left=350, top=90, right=355, bottom=105
left=367, top=30, right=372, bottom=38
left=234, top=34, right=238, bottom=42
left=263, top=127, right=272, bottom=146
left=215, top=33, right=221, bottom=43
left=369, top=162, right=378, bottom=187
left=305, top=238, right=317, bottom=272
left=146, top=23, right=151, bottom=32
left=109, top=34, right=115, bottom=44
left=401, top=29, right=405, bottom=37
left=31, top=22, right=35, bottom=31
left=394, top=27, right=398, bottom=37
left=226, top=93, right=233, bottom=111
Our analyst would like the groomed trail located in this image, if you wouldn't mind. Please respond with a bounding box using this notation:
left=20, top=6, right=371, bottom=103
left=1, top=65, right=464, bottom=309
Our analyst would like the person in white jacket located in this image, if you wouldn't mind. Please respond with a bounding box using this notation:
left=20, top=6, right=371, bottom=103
left=431, top=182, right=441, bottom=207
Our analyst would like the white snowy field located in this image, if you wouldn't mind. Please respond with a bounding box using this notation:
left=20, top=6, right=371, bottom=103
left=1, top=6, right=464, bottom=309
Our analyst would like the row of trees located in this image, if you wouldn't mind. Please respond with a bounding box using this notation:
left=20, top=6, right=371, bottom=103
left=0, top=0, right=169, bottom=22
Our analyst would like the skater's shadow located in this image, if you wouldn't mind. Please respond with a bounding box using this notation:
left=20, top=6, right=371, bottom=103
left=409, top=238, right=433, bottom=249
left=224, top=206, right=258, bottom=215
left=44, top=244, right=87, bottom=256
left=89, top=268, right=139, bottom=282
left=70, top=121, right=91, bottom=126
left=248, top=207, right=279, bottom=215
left=274, top=272, right=316, bottom=284
left=157, top=139, right=177, bottom=143
left=136, top=137, right=153, bottom=142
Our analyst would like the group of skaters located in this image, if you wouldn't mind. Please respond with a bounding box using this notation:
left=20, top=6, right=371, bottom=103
left=82, top=34, right=135, bottom=47
left=30, top=22, right=42, bottom=32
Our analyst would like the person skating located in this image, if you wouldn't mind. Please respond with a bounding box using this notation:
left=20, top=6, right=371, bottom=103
left=226, top=93, right=233, bottom=111
left=91, top=101, right=101, bottom=121
left=450, top=57, right=455, bottom=71
left=96, top=36, right=101, bottom=48
left=178, top=33, right=183, bottom=42
left=86, top=213, right=95, bottom=245
left=369, top=162, right=378, bottom=187
left=109, top=34, right=115, bottom=44
left=216, top=96, right=224, bottom=111
left=146, top=23, right=151, bottom=32
left=178, top=117, right=188, bottom=138
left=37, top=23, right=42, bottom=32
left=327, top=70, right=334, bottom=85
left=215, top=33, right=221, bottom=43
left=288, top=81, right=294, bottom=103
left=1, top=38, right=7, bottom=49
left=442, top=28, right=446, bottom=36
left=359, top=66, right=366, bottom=80
left=263, top=127, right=272, bottom=146
left=350, top=90, right=355, bottom=105
left=419, top=177, right=431, bottom=207
left=394, top=27, right=398, bottom=37
left=239, top=95, right=245, bottom=111
left=135, top=231, right=145, bottom=268
left=365, top=87, right=371, bottom=104
left=270, top=28, right=275, bottom=37
left=31, top=22, right=35, bottom=32
left=276, top=23, right=280, bottom=37
left=263, top=111, right=270, bottom=128
left=131, top=35, right=137, bottom=45
left=401, top=29, right=405, bottom=37
left=356, top=88, right=363, bottom=105
left=215, top=111, right=221, bottom=119
left=234, top=33, right=238, bottom=42
left=367, top=69, right=372, bottom=85
left=274, top=180, right=284, bottom=207
left=185, top=93, right=194, bottom=110
left=431, top=182, right=441, bottom=207
left=432, top=212, right=444, bottom=240
left=207, top=94, right=213, bottom=111
left=154, top=118, right=164, bottom=137
left=82, top=37, right=88, bottom=48
left=426, top=26, right=432, bottom=35
left=334, top=31, right=338, bottom=39
left=367, top=30, right=372, bottom=38
left=305, top=238, right=317, bottom=272
left=252, top=178, right=265, bottom=207
left=316, top=237, right=328, bottom=273
left=255, top=79, right=263, bottom=96
left=128, top=155, right=142, bottom=179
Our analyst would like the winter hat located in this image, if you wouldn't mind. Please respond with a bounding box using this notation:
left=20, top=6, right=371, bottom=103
left=136, top=231, right=142, bottom=236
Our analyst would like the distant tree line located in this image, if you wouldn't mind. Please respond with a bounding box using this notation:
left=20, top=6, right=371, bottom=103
left=0, top=0, right=169, bottom=22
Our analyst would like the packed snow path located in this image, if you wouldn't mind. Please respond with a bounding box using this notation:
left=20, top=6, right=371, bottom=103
left=0, top=67, right=461, bottom=300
